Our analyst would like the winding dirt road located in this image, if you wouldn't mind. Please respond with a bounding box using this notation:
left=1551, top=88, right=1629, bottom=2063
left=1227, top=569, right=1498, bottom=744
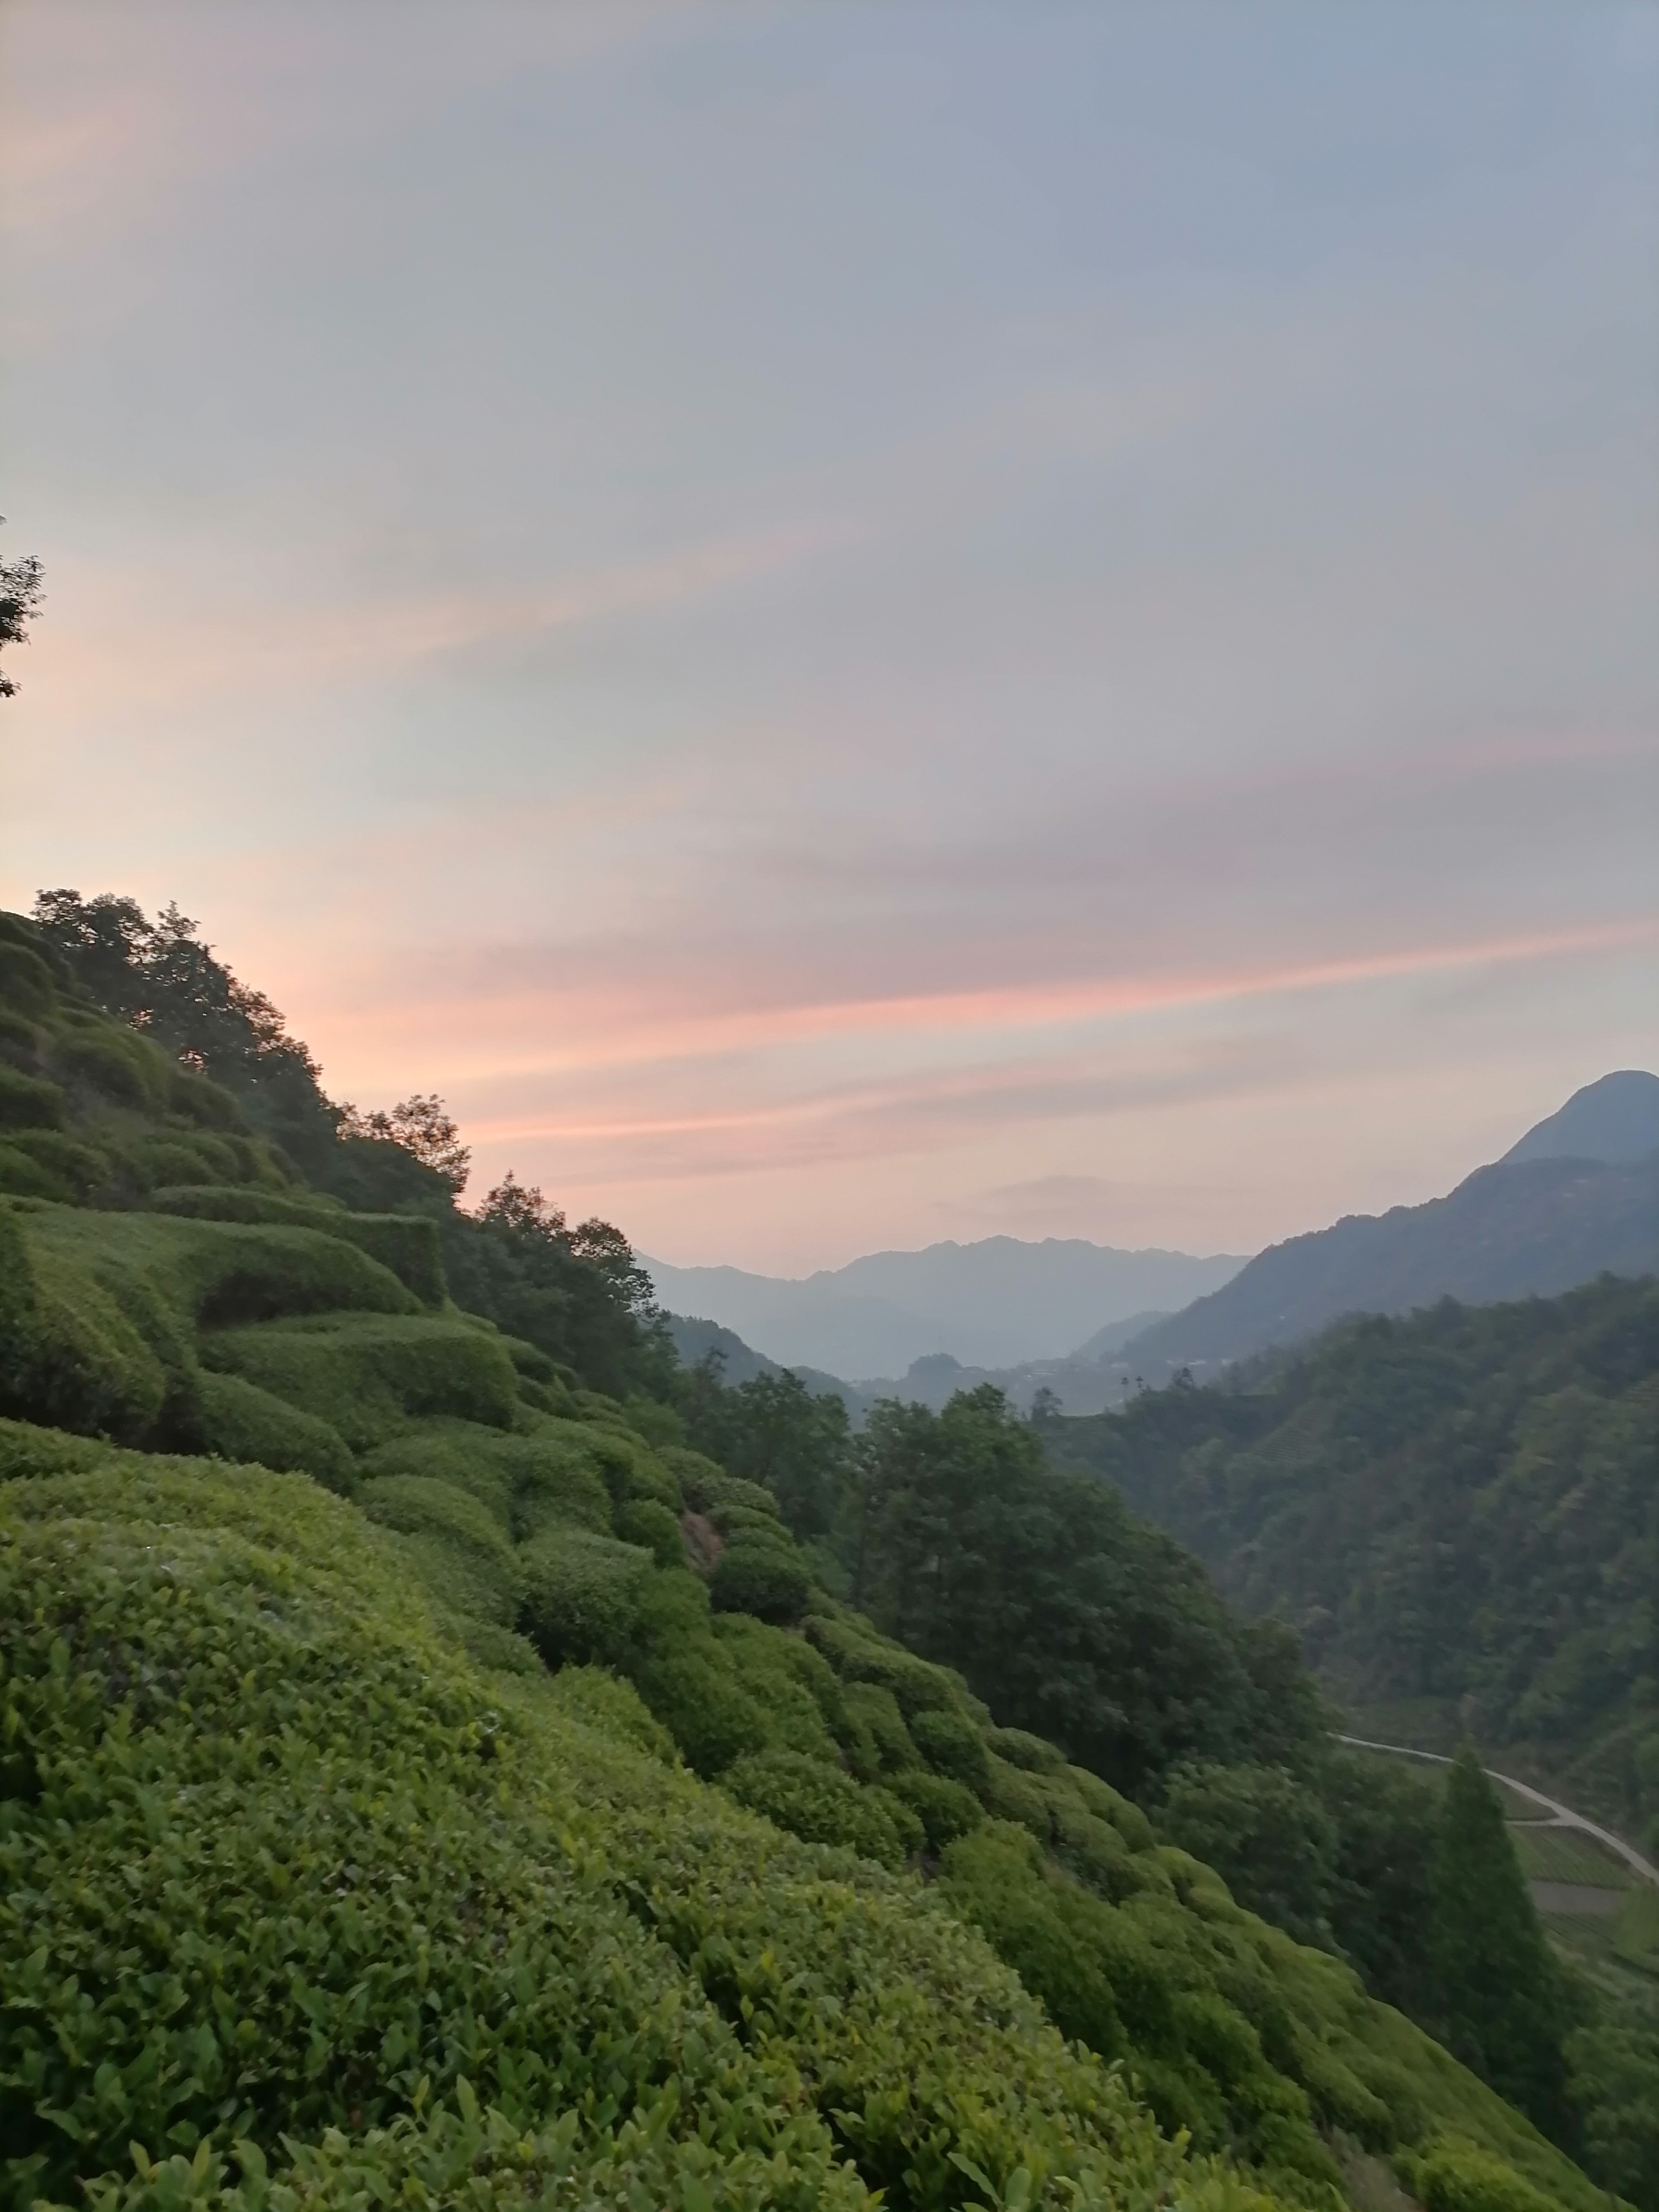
left=1337, top=1734, right=1659, bottom=1889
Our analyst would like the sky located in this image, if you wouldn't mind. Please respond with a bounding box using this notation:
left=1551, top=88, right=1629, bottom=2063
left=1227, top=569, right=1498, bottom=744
left=1, top=1, right=1655, bottom=1274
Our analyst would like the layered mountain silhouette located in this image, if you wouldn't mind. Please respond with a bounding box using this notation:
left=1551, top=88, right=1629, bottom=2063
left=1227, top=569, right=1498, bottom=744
left=641, top=1235, right=1244, bottom=1375
left=1123, top=1071, right=1659, bottom=1378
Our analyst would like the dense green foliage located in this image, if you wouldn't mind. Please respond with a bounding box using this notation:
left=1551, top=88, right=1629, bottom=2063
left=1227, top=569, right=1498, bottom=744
left=0, top=899, right=1633, bottom=2212
left=679, top=1263, right=1659, bottom=2204
left=1427, top=1754, right=1572, bottom=2137
left=19, top=895, right=669, bottom=1399
left=1049, top=1280, right=1659, bottom=2199
left=1048, top=1278, right=1659, bottom=1839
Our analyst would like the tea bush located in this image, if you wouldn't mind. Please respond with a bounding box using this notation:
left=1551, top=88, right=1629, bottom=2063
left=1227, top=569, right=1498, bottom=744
left=360, top=1472, right=528, bottom=1626
left=191, top=1369, right=356, bottom=1493
left=614, top=1494, right=687, bottom=1567
left=911, top=1703, right=993, bottom=1791
left=723, top=1750, right=923, bottom=1869
left=708, top=1536, right=812, bottom=1623
left=888, top=1768, right=985, bottom=1853
left=518, top=1524, right=654, bottom=1666
left=202, top=1311, right=519, bottom=1447
left=1, top=1446, right=1300, bottom=2212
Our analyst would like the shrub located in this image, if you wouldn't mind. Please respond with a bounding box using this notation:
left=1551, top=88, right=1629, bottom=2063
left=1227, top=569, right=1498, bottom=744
left=0, top=1063, right=66, bottom=1130
left=0, top=1512, right=857, bottom=2210
left=887, top=1767, right=984, bottom=1853
left=723, top=1749, right=921, bottom=1870
left=508, top=1434, right=617, bottom=1538
left=1401, top=2138, right=1561, bottom=2212
left=0, top=1420, right=1612, bottom=2212
left=519, top=1525, right=653, bottom=1666
left=361, top=1424, right=615, bottom=1540
left=544, top=1665, right=676, bottom=1764
left=631, top=1641, right=770, bottom=1778
left=202, top=1312, right=518, bottom=1448
left=627, top=1571, right=773, bottom=1778
left=1, top=1129, right=112, bottom=1202
left=53, top=1025, right=170, bottom=1110
left=1048, top=1804, right=1147, bottom=1905
left=614, top=1495, right=685, bottom=1567
left=0, top=1141, right=65, bottom=1200
left=803, top=1608, right=968, bottom=1718
left=939, top=1823, right=1130, bottom=2067
left=714, top=1611, right=852, bottom=1743
left=988, top=1725, right=1067, bottom=1774
left=910, top=1703, right=992, bottom=1791
left=981, top=1754, right=1054, bottom=1835
left=842, top=1681, right=919, bottom=1773
left=191, top=1370, right=356, bottom=1493
left=0, top=1221, right=173, bottom=1441
left=0, top=940, right=56, bottom=1018
left=150, top=1188, right=445, bottom=1305
left=667, top=1453, right=779, bottom=1526
left=361, top=1475, right=528, bottom=1627
left=359, top=1425, right=515, bottom=1530
left=129, top=1133, right=245, bottom=1188
left=499, top=1333, right=558, bottom=1383
left=655, top=1443, right=728, bottom=1501
left=1065, top=1763, right=1156, bottom=1851
left=707, top=1616, right=842, bottom=1762
left=538, top=1417, right=679, bottom=1511
left=709, top=1536, right=812, bottom=1624
left=165, top=1067, right=244, bottom=1128
left=25, top=1207, right=418, bottom=1333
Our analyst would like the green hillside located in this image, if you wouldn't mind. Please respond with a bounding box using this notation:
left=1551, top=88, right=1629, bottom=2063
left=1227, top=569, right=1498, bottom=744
left=1048, top=1281, right=1659, bottom=1840
left=0, top=901, right=1624, bottom=2212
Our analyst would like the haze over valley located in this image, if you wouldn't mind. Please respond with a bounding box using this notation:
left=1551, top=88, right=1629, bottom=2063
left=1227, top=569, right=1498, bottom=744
left=651, top=1070, right=1659, bottom=1412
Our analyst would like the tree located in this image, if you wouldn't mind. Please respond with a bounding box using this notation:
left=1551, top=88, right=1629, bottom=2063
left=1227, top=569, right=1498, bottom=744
left=438, top=1171, right=665, bottom=1400
left=31, top=889, right=338, bottom=1166
left=680, top=1365, right=853, bottom=1543
left=0, top=528, right=43, bottom=697
left=1157, top=1760, right=1336, bottom=1948
left=338, top=1093, right=471, bottom=1193
left=1427, top=1747, right=1572, bottom=2139
left=845, top=1385, right=1321, bottom=1794
left=1321, top=1750, right=1439, bottom=2017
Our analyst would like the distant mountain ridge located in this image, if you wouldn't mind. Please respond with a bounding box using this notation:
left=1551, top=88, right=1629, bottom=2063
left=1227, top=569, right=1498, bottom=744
left=1499, top=1066, right=1659, bottom=1166
left=641, top=1234, right=1244, bottom=1374
left=1124, top=1072, right=1659, bottom=1378
left=660, top=1312, right=875, bottom=1421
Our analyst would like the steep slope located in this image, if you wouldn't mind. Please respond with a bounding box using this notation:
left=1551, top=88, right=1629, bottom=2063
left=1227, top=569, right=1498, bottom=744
left=1501, top=1070, right=1659, bottom=1166
left=1051, top=1277, right=1659, bottom=1840
left=0, top=906, right=1622, bottom=2212
left=1125, top=1147, right=1658, bottom=1378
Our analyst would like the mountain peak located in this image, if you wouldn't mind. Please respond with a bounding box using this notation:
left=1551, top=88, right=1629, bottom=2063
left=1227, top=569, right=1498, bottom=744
left=1500, top=1070, right=1659, bottom=1168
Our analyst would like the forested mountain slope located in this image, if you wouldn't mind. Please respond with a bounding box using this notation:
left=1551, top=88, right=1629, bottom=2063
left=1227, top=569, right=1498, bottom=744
left=0, top=897, right=1634, bottom=2212
left=1051, top=1278, right=1659, bottom=1841
left=1124, top=1148, right=1658, bottom=1378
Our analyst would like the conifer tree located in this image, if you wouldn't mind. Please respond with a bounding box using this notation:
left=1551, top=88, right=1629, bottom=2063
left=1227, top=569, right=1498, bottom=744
left=1427, top=1746, right=1572, bottom=2141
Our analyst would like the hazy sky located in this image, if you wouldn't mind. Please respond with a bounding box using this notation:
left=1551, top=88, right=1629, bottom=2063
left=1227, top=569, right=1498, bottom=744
left=3, top=2, right=1655, bottom=1271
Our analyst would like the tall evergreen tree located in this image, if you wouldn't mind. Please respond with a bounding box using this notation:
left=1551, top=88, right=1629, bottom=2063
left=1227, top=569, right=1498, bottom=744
left=1428, top=1747, right=1572, bottom=2141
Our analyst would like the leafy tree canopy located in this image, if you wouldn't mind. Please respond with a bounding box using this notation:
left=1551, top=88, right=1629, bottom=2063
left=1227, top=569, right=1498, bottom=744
left=0, top=525, right=42, bottom=697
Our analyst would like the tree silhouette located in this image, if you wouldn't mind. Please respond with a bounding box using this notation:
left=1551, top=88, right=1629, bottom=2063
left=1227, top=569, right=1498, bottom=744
left=1427, top=1746, right=1573, bottom=2139
left=0, top=525, right=44, bottom=697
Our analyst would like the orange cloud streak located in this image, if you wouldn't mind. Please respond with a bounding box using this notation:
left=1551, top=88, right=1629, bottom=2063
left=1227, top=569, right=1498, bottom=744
left=426, top=914, right=1657, bottom=1119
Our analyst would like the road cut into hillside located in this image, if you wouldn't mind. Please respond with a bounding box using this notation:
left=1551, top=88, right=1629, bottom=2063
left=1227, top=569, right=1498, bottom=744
left=1338, top=1733, right=1659, bottom=1888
